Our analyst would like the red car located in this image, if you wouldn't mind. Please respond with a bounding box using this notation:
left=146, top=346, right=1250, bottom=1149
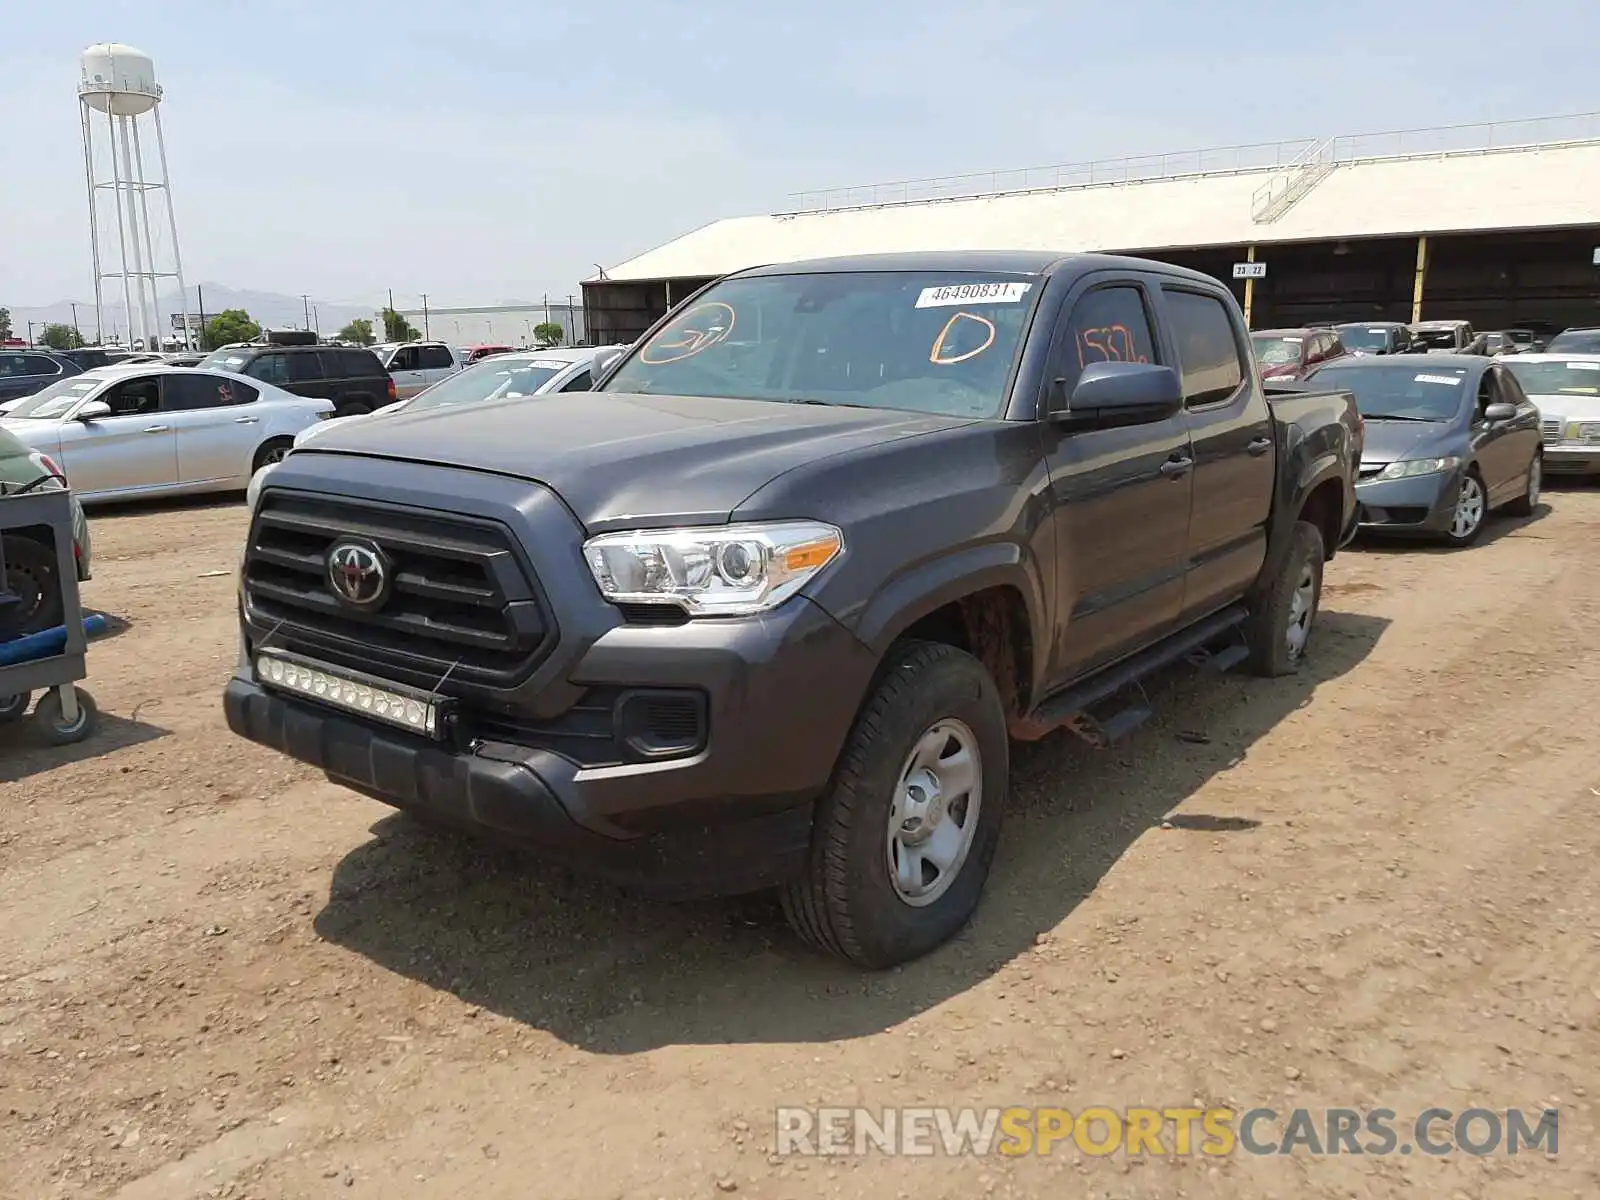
left=1251, top=327, right=1350, bottom=381
left=464, top=343, right=515, bottom=364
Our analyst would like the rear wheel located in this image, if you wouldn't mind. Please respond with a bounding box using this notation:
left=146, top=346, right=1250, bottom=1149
left=1504, top=452, right=1541, bottom=517
left=1244, top=520, right=1324, bottom=678
left=1, top=534, right=63, bottom=637
left=252, top=438, right=293, bottom=472
left=780, top=641, right=1008, bottom=968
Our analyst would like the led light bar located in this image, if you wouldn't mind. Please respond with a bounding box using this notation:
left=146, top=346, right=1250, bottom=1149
left=255, top=651, right=444, bottom=738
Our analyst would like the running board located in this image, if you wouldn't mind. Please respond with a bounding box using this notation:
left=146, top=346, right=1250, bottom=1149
left=1012, top=604, right=1250, bottom=741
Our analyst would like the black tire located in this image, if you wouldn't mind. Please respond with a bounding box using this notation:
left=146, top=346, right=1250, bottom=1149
left=1, top=534, right=64, bottom=637
left=33, top=686, right=97, bottom=746
left=0, top=691, right=32, bottom=724
left=780, top=640, right=1008, bottom=968
left=1245, top=520, right=1325, bottom=678
left=252, top=438, right=294, bottom=472
left=1441, top=467, right=1489, bottom=548
left=1503, top=452, right=1541, bottom=518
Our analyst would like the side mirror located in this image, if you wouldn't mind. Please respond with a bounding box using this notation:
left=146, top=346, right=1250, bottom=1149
left=1483, top=402, right=1518, bottom=423
left=76, top=400, right=112, bottom=422
left=591, top=347, right=625, bottom=380
left=1054, top=361, right=1183, bottom=423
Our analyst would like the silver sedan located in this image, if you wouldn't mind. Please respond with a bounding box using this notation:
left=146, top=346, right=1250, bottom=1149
left=1, top=366, right=333, bottom=502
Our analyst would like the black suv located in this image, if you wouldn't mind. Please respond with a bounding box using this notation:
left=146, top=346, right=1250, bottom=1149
left=198, top=344, right=395, bottom=416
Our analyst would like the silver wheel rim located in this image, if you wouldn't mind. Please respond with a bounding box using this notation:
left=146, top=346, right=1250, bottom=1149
left=886, top=719, right=982, bottom=908
left=1285, top=562, right=1316, bottom=658
left=1450, top=475, right=1485, bottom=539
left=1527, top=457, right=1541, bottom=507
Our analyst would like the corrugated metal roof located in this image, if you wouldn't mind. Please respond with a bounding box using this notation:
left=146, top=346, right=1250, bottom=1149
left=601, top=143, right=1600, bottom=284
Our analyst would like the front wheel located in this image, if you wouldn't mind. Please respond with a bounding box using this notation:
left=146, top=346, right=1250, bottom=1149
left=780, top=641, right=1008, bottom=968
left=1442, top=468, right=1488, bottom=547
left=1245, top=520, right=1325, bottom=678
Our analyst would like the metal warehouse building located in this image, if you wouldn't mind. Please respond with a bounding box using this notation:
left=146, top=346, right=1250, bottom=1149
left=582, top=113, right=1600, bottom=344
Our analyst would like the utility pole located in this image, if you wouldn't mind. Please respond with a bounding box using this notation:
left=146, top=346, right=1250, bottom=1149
left=27, top=320, right=36, bottom=346
left=70, top=303, right=81, bottom=344
left=312, top=304, right=320, bottom=338
left=301, top=294, right=311, bottom=331
left=196, top=283, right=207, bottom=349
left=420, top=293, right=429, bottom=339
left=387, top=288, right=395, bottom=341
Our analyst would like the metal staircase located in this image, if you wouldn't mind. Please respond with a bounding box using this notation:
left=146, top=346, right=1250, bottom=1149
left=1250, top=136, right=1337, bottom=223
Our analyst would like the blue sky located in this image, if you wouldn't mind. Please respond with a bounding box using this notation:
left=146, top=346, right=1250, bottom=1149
left=4, top=0, right=1598, bottom=309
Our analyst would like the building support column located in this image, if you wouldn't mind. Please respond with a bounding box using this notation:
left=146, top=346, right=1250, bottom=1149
left=1411, top=235, right=1429, bottom=324
left=1243, top=245, right=1257, bottom=328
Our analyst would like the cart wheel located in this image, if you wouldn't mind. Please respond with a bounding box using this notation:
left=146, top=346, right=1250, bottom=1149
left=0, top=691, right=31, bottom=724
left=33, top=687, right=97, bottom=746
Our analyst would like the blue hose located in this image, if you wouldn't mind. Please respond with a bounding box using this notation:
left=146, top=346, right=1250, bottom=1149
left=0, top=613, right=111, bottom=666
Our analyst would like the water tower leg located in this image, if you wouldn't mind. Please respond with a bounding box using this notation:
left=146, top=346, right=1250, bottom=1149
left=80, top=101, right=107, bottom=345
left=129, top=118, right=164, bottom=347
left=117, top=115, right=151, bottom=349
left=153, top=107, right=192, bottom=350
left=106, top=108, right=136, bottom=349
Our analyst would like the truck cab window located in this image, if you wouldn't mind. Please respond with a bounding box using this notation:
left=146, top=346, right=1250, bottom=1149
left=1164, top=289, right=1246, bottom=407
left=1055, top=285, right=1157, bottom=401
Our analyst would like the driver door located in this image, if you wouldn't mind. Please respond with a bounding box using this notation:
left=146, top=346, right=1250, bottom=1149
left=54, top=374, right=179, bottom=498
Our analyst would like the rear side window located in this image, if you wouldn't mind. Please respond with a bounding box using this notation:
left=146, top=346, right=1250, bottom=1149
left=246, top=354, right=290, bottom=385
left=417, top=345, right=454, bottom=370
left=22, top=355, right=62, bottom=377
left=339, top=349, right=379, bottom=377
left=389, top=346, right=418, bottom=371
left=1055, top=285, right=1158, bottom=398
left=560, top=369, right=593, bottom=393
left=287, top=352, right=327, bottom=384
left=1164, top=289, right=1246, bottom=406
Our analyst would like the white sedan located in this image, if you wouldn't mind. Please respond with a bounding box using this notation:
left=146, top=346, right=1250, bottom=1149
left=1, top=366, right=333, bottom=503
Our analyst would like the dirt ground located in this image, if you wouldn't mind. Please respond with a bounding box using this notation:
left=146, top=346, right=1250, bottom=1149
left=2, top=485, right=1597, bottom=1200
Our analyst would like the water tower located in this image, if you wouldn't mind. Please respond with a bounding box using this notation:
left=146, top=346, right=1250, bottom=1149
left=78, top=44, right=192, bottom=349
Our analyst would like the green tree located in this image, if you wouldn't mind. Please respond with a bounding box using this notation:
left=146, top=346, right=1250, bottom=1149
left=0, top=308, right=11, bottom=342
left=338, top=317, right=376, bottom=346
left=381, top=307, right=419, bottom=342
left=40, top=323, right=86, bottom=351
left=202, top=309, right=261, bottom=350
left=532, top=321, right=565, bottom=348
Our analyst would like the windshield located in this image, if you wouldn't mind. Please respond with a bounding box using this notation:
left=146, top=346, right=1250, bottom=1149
left=1311, top=364, right=1469, bottom=421
left=601, top=270, right=1039, bottom=418
left=1546, top=330, right=1600, bottom=354
left=4, top=375, right=104, bottom=419
left=1503, top=360, right=1600, bottom=396
left=1251, top=336, right=1304, bottom=366
left=403, top=356, right=570, bottom=412
left=1335, top=327, right=1392, bottom=352
left=1413, top=328, right=1460, bottom=350
left=200, top=350, right=251, bottom=372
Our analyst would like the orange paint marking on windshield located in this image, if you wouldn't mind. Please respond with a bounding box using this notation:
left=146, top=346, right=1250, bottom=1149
left=640, top=302, right=737, bottom=364
left=930, top=312, right=997, bottom=365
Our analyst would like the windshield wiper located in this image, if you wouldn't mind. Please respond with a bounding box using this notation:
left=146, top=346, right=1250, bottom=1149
left=1362, top=413, right=1436, bottom=423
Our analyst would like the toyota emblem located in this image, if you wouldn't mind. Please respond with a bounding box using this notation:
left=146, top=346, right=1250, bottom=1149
left=326, top=540, right=391, bottom=609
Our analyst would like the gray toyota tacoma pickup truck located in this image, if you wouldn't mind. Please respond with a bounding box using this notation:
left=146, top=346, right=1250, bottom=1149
left=225, top=251, right=1361, bottom=967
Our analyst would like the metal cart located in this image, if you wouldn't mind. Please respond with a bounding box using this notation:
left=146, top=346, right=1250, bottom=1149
left=0, top=486, right=98, bottom=745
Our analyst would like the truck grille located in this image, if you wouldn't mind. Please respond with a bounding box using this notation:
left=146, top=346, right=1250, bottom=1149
left=242, top=493, right=553, bottom=689
left=1541, top=418, right=1563, bottom=445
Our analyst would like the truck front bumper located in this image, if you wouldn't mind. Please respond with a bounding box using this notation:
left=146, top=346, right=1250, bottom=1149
left=224, top=595, right=880, bottom=899
left=1542, top=445, right=1600, bottom=476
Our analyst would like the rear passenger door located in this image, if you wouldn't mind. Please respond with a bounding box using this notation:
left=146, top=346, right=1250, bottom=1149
left=1158, top=284, right=1275, bottom=621
left=1041, top=274, right=1193, bottom=685
left=164, top=372, right=261, bottom=486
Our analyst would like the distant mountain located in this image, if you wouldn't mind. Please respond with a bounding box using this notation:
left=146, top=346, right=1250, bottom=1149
left=6, top=284, right=380, bottom=344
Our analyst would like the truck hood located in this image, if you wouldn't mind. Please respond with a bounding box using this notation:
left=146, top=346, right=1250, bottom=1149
left=1359, top=418, right=1458, bottom=465
left=293, top=391, right=973, bottom=529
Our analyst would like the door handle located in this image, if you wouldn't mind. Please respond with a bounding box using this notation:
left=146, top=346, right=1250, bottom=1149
left=1247, top=436, right=1272, bottom=456
left=1160, top=456, right=1194, bottom=479
left=142, top=425, right=171, bottom=434
left=233, top=416, right=259, bottom=424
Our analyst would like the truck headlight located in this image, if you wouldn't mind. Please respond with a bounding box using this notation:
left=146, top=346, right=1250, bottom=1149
left=1375, top=456, right=1461, bottom=481
left=246, top=464, right=275, bottom=511
left=583, top=520, right=844, bottom=617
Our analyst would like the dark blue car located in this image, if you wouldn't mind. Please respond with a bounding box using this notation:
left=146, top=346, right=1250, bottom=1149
left=0, top=350, right=83, bottom=406
left=1306, top=353, right=1543, bottom=547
